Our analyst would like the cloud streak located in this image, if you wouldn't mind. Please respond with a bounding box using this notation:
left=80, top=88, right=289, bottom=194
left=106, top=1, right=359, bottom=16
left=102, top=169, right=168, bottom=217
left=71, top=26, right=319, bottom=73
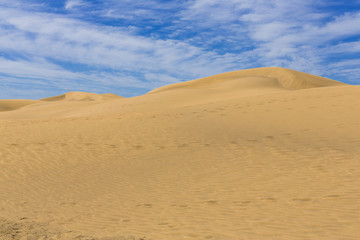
left=0, top=0, right=359, bottom=99
left=65, top=0, right=87, bottom=10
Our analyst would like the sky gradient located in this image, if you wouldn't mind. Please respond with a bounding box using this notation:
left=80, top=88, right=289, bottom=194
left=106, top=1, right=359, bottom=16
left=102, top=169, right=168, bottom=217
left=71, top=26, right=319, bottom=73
left=0, top=0, right=360, bottom=99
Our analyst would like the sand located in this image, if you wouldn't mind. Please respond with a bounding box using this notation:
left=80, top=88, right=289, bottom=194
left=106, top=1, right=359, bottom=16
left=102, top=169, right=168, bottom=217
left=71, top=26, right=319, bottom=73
left=0, top=67, right=359, bottom=240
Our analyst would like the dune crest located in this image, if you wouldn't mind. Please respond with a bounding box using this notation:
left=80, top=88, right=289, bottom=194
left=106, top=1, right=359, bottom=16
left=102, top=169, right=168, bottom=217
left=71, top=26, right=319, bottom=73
left=148, top=67, right=346, bottom=94
left=0, top=99, right=41, bottom=111
left=40, top=91, right=123, bottom=102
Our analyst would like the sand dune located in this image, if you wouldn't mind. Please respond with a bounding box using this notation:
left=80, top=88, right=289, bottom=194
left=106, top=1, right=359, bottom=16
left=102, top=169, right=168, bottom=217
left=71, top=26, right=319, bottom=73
left=0, top=92, right=122, bottom=113
left=41, top=91, right=123, bottom=102
left=0, top=99, right=41, bottom=111
left=0, top=67, right=359, bottom=240
left=0, top=92, right=123, bottom=119
left=149, top=67, right=345, bottom=93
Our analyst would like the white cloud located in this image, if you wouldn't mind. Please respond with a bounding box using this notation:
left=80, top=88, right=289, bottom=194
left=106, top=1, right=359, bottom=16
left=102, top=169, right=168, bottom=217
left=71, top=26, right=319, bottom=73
left=0, top=0, right=360, bottom=99
left=318, top=12, right=360, bottom=38
left=251, top=22, right=292, bottom=41
left=0, top=6, right=234, bottom=75
left=65, top=0, right=87, bottom=10
left=0, top=5, right=247, bottom=98
left=0, top=0, right=44, bottom=9
left=178, top=0, right=360, bottom=78
left=328, top=41, right=360, bottom=53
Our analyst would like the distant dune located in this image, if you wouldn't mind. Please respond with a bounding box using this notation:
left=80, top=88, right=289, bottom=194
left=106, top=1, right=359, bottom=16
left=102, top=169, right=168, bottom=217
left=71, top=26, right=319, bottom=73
left=0, top=99, right=41, bottom=111
left=0, top=91, right=124, bottom=118
left=40, top=91, right=123, bottom=102
left=0, top=67, right=359, bottom=240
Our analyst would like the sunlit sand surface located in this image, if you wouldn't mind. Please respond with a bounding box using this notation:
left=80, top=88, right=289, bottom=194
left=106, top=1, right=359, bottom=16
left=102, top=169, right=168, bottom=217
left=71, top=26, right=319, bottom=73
left=1, top=67, right=359, bottom=239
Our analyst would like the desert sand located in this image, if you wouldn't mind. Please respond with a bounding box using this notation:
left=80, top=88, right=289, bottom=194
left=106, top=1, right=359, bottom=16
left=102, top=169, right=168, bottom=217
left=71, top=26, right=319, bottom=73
left=0, top=67, right=359, bottom=240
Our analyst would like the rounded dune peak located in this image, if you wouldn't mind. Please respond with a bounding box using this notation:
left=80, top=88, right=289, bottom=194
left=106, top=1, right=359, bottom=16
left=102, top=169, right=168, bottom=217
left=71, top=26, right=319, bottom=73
left=40, top=91, right=123, bottom=102
left=148, top=67, right=347, bottom=94
left=0, top=99, right=40, bottom=111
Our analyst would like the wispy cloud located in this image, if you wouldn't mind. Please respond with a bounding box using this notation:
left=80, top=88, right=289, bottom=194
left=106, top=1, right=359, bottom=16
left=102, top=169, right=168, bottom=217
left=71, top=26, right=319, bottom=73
left=0, top=0, right=359, bottom=99
left=176, top=0, right=360, bottom=78
left=0, top=3, right=243, bottom=98
left=65, top=0, right=87, bottom=10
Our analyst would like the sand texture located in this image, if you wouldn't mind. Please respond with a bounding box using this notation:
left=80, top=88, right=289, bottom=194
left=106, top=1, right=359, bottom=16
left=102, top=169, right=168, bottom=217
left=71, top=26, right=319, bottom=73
left=0, top=67, right=359, bottom=240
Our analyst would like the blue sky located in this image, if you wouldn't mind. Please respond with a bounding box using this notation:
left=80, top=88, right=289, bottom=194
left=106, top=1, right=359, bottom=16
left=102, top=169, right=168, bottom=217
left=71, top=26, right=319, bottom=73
left=0, top=0, right=360, bottom=99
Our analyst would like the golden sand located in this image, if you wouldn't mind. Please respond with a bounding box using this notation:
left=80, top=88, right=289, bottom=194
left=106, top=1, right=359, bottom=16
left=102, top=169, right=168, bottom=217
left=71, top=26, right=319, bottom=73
left=0, top=67, right=359, bottom=239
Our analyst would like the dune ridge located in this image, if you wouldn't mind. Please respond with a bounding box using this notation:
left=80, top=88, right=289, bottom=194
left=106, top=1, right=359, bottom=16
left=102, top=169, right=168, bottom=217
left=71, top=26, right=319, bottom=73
left=149, top=67, right=346, bottom=94
left=0, top=99, right=41, bottom=111
left=0, top=92, right=123, bottom=115
left=1, top=68, right=348, bottom=119
left=0, top=67, right=359, bottom=240
left=40, top=91, right=123, bottom=102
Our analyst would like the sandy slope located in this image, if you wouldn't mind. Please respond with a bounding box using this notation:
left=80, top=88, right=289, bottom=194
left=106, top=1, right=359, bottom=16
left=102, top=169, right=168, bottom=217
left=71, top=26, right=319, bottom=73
left=0, top=99, right=41, bottom=112
left=0, top=67, right=359, bottom=240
